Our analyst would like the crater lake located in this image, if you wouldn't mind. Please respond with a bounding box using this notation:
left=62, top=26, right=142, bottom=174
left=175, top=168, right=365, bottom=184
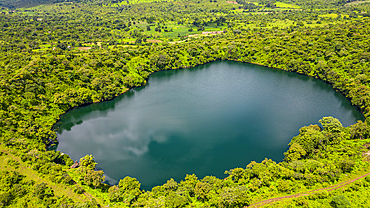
left=54, top=61, right=364, bottom=190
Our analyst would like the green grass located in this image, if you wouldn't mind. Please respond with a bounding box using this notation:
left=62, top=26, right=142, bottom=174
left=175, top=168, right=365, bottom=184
left=245, top=1, right=300, bottom=10
left=319, top=13, right=339, bottom=18
left=39, top=44, right=52, bottom=49
left=108, top=0, right=174, bottom=6
left=118, top=38, right=136, bottom=43
left=275, top=1, right=300, bottom=9
left=130, top=21, right=226, bottom=41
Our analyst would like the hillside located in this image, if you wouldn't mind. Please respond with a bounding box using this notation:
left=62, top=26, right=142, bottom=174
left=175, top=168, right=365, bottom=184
left=1, top=0, right=370, bottom=207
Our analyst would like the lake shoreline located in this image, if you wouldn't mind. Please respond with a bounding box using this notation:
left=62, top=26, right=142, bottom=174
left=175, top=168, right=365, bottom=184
left=53, top=60, right=363, bottom=190
left=50, top=58, right=365, bottom=149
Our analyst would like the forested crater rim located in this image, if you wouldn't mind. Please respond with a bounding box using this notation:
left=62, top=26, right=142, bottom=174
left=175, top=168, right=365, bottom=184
left=53, top=60, right=363, bottom=190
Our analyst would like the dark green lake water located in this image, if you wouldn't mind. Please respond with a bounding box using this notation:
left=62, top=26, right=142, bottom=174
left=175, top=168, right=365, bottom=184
left=54, top=61, right=364, bottom=190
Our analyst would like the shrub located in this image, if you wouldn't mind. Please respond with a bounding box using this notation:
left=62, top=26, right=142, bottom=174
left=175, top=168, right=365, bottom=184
left=308, top=190, right=329, bottom=200
left=330, top=195, right=351, bottom=208
left=73, top=185, right=84, bottom=194
left=295, top=196, right=309, bottom=207
left=277, top=180, right=292, bottom=193
left=6, top=159, right=20, bottom=169
left=364, top=175, right=370, bottom=183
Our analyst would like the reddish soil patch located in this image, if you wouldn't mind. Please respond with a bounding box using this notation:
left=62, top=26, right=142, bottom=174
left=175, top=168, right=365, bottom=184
left=78, top=47, right=91, bottom=51
left=147, top=39, right=163, bottom=43
left=226, top=1, right=238, bottom=4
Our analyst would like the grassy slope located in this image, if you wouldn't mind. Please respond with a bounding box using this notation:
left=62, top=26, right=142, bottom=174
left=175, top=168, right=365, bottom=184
left=0, top=144, right=94, bottom=206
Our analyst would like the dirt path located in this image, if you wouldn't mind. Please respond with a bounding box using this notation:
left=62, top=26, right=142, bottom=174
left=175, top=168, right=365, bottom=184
left=245, top=171, right=370, bottom=208
left=0, top=146, right=106, bottom=206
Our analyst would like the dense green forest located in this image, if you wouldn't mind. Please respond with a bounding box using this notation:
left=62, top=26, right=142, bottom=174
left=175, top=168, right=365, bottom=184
left=1, top=0, right=370, bottom=207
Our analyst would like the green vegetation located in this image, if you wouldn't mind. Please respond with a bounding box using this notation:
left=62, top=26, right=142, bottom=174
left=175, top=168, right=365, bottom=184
left=1, top=0, right=370, bottom=207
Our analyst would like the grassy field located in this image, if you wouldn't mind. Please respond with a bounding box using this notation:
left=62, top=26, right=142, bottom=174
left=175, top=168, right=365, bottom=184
left=108, top=0, right=174, bottom=6
left=245, top=1, right=300, bottom=9
left=319, top=13, right=339, bottom=18
left=275, top=1, right=300, bottom=9
left=131, top=21, right=227, bottom=40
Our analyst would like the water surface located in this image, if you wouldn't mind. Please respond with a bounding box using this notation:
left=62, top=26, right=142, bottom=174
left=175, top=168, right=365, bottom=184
left=54, top=61, right=363, bottom=190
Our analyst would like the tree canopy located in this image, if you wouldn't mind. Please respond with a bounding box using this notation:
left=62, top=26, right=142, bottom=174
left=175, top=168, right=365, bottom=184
left=1, top=0, right=370, bottom=206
